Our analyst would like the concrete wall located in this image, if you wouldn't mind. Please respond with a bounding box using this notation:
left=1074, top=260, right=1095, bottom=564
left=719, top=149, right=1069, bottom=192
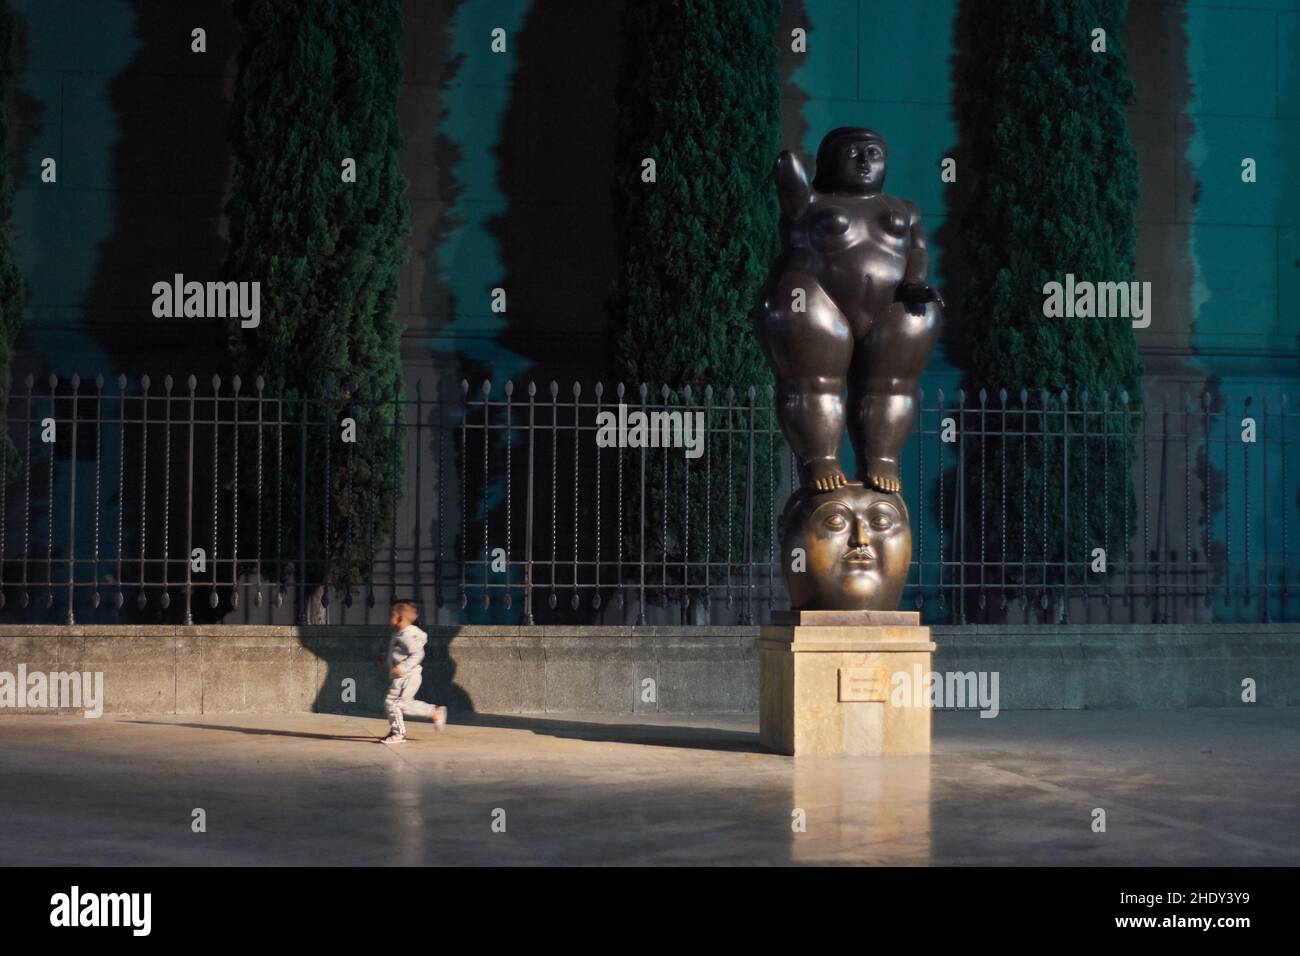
left=0, top=623, right=1293, bottom=716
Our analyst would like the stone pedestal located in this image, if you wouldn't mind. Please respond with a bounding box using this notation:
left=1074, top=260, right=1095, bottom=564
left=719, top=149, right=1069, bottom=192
left=759, top=610, right=934, bottom=757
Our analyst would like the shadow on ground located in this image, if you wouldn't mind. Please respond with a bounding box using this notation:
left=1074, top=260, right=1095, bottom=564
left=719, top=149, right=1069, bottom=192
left=454, top=712, right=764, bottom=753
left=121, top=711, right=765, bottom=754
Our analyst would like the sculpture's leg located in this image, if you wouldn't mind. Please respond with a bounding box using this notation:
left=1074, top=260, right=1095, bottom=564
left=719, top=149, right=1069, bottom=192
left=752, top=272, right=852, bottom=491
left=848, top=299, right=940, bottom=493
left=777, top=375, right=848, bottom=490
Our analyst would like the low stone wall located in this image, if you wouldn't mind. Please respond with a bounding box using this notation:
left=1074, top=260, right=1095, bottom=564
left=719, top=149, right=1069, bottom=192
left=0, top=623, right=1294, bottom=715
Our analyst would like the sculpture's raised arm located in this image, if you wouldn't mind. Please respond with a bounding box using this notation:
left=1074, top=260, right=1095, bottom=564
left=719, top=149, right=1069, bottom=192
left=774, top=150, right=813, bottom=221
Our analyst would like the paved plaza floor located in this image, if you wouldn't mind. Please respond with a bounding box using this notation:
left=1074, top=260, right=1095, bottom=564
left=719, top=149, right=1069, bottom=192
left=1, top=708, right=1296, bottom=866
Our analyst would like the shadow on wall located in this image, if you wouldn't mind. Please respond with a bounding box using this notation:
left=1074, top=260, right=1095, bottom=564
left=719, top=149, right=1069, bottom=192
left=1287, top=13, right=1300, bottom=357
left=777, top=0, right=810, bottom=160
left=301, top=626, right=474, bottom=718
left=489, top=0, right=623, bottom=386
left=6, top=5, right=40, bottom=195
left=406, top=0, right=467, bottom=371
left=78, top=0, right=233, bottom=380
left=933, top=0, right=972, bottom=364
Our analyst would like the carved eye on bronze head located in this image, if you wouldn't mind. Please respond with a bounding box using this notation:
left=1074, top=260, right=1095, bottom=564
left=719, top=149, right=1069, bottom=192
left=824, top=510, right=849, bottom=532
left=868, top=505, right=899, bottom=533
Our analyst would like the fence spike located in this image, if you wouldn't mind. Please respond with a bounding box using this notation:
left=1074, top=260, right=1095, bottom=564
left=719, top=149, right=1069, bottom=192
left=528, top=380, right=537, bottom=397
left=573, top=381, right=581, bottom=397
left=212, top=374, right=221, bottom=391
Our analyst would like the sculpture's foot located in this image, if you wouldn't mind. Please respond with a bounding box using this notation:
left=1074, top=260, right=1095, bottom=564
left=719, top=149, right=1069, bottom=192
left=864, top=460, right=901, bottom=494
left=808, top=459, right=849, bottom=492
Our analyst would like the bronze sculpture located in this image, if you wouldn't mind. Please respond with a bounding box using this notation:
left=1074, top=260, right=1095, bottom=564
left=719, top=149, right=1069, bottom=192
left=780, top=483, right=912, bottom=611
left=753, top=128, right=940, bottom=610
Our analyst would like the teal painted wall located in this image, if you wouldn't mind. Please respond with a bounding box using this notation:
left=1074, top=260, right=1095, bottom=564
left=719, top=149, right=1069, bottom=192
left=1178, top=0, right=1300, bottom=619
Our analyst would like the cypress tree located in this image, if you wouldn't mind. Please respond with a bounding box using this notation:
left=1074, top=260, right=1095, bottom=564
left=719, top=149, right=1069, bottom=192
left=607, top=0, right=783, bottom=613
left=0, top=2, right=25, bottom=480
left=224, top=0, right=409, bottom=602
left=956, top=0, right=1142, bottom=616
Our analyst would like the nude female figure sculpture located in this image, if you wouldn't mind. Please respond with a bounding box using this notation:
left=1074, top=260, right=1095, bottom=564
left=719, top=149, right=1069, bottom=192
left=752, top=127, right=941, bottom=495
left=753, top=128, right=940, bottom=610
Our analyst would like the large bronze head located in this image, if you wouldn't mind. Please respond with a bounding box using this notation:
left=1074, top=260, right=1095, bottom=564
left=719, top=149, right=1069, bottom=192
left=780, top=482, right=911, bottom=610
left=812, top=126, right=887, bottom=195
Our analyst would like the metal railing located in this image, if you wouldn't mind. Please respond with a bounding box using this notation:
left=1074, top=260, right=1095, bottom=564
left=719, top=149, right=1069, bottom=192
left=1, top=373, right=1296, bottom=625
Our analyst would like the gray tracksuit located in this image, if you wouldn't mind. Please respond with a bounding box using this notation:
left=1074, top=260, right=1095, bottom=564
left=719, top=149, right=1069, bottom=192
left=384, top=624, right=437, bottom=734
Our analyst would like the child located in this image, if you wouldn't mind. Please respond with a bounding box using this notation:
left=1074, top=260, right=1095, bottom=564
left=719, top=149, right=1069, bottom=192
left=380, top=599, right=447, bottom=744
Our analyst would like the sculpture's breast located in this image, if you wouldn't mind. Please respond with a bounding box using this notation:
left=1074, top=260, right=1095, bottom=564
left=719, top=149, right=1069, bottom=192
left=809, top=208, right=853, bottom=245
left=876, top=205, right=909, bottom=239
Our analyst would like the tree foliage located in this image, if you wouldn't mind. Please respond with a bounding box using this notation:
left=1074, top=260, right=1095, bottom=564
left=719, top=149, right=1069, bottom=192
left=224, top=0, right=409, bottom=595
left=956, top=0, right=1143, bottom=613
left=0, top=3, right=26, bottom=481
left=607, top=0, right=783, bottom=603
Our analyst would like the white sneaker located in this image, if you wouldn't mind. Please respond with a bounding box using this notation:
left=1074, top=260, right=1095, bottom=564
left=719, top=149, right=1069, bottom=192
left=381, top=732, right=406, bottom=744
left=433, top=706, right=448, bottom=731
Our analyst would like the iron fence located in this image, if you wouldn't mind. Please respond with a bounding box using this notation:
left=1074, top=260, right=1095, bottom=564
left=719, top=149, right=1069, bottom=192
left=1, top=372, right=1296, bottom=625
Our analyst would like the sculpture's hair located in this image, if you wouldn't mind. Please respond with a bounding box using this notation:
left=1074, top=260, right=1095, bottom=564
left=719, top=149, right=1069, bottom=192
left=812, top=127, right=887, bottom=192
